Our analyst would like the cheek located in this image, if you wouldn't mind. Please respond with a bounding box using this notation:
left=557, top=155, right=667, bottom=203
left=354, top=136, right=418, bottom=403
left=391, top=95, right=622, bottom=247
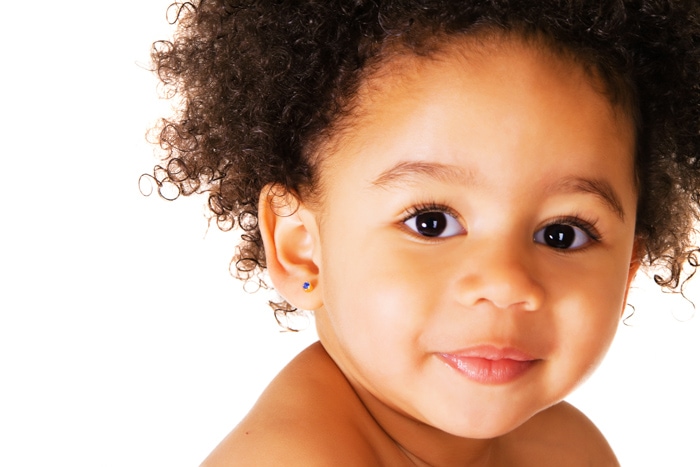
left=547, top=261, right=630, bottom=378
left=318, top=240, right=445, bottom=360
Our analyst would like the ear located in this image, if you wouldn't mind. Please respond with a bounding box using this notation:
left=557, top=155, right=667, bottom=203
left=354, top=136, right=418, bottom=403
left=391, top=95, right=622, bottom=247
left=620, top=238, right=643, bottom=317
left=258, top=184, right=323, bottom=311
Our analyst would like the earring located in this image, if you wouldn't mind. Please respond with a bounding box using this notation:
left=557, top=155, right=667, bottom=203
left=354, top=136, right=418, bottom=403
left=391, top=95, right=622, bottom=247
left=302, top=281, right=314, bottom=292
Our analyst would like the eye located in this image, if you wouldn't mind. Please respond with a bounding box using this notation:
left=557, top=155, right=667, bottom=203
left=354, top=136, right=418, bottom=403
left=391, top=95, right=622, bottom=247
left=533, top=223, right=593, bottom=250
left=404, top=210, right=465, bottom=238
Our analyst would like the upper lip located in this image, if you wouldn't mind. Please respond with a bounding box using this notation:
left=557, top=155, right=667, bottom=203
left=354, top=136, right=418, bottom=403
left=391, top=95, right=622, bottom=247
left=440, top=345, right=537, bottom=362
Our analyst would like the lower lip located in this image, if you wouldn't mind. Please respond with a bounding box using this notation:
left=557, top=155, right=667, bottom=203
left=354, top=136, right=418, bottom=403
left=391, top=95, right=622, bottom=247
left=439, top=354, right=537, bottom=384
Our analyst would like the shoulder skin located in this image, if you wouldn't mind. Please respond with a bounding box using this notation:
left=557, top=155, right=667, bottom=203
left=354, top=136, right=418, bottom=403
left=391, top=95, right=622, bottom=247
left=499, top=401, right=620, bottom=467
left=199, top=342, right=410, bottom=466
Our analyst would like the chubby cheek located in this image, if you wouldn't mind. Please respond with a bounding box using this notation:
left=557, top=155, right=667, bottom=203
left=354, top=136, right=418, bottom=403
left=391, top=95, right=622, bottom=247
left=316, top=241, right=444, bottom=380
left=546, top=263, right=629, bottom=390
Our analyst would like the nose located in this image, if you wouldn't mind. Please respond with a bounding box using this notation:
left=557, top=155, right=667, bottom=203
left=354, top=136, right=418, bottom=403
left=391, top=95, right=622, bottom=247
left=456, top=242, right=545, bottom=312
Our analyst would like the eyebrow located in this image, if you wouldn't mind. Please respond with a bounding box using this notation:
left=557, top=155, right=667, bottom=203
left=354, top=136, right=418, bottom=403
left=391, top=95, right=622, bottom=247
left=370, top=161, right=472, bottom=188
left=370, top=160, right=626, bottom=221
left=547, top=176, right=626, bottom=221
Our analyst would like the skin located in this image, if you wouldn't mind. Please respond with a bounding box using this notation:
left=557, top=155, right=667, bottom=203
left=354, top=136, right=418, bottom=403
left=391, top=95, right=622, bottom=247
left=203, top=36, right=639, bottom=466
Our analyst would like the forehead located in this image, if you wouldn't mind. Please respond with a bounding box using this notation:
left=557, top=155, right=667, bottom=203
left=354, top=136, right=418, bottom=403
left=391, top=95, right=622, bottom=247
left=329, top=35, right=633, bottom=157
left=312, top=34, right=637, bottom=213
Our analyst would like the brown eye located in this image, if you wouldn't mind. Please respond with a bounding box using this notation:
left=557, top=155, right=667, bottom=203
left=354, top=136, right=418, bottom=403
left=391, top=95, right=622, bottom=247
left=534, top=224, right=590, bottom=249
left=404, top=211, right=464, bottom=238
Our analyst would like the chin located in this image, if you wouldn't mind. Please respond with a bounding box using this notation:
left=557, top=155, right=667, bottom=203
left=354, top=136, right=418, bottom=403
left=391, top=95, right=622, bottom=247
left=446, top=424, right=521, bottom=440
left=430, top=406, right=539, bottom=440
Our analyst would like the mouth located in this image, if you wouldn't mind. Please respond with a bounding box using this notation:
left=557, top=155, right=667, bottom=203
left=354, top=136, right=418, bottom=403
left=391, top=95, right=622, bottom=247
left=438, top=345, right=540, bottom=385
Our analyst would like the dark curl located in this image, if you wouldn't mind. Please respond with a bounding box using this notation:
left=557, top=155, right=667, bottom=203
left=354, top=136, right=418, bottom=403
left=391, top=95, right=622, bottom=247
left=146, top=0, right=700, bottom=314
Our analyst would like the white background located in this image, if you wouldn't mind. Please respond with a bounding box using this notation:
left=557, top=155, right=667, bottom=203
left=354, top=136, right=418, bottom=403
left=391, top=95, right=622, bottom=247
left=1, top=1, right=698, bottom=465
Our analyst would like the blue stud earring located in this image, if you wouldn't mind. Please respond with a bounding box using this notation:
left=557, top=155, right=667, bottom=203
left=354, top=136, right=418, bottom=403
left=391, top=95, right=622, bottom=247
left=302, top=281, right=314, bottom=292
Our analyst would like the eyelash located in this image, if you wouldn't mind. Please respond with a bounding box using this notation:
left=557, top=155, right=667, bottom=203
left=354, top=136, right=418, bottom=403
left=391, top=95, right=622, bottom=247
left=543, top=215, right=602, bottom=243
left=400, top=202, right=461, bottom=224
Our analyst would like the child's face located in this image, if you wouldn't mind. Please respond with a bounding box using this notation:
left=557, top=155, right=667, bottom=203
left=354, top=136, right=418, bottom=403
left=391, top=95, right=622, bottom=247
left=310, top=38, right=639, bottom=438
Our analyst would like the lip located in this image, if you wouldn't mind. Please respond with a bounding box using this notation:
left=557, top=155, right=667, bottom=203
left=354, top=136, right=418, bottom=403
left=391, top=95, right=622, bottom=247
left=438, top=345, right=539, bottom=385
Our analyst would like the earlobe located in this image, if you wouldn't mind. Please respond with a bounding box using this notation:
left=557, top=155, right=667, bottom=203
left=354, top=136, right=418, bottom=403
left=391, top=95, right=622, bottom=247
left=258, top=184, right=323, bottom=311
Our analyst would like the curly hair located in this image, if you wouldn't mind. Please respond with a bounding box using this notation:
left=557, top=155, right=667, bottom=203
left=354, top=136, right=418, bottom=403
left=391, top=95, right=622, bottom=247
left=145, top=0, right=700, bottom=317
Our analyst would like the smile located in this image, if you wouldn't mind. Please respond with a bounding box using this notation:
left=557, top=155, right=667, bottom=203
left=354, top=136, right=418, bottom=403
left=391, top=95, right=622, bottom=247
left=438, top=346, right=540, bottom=385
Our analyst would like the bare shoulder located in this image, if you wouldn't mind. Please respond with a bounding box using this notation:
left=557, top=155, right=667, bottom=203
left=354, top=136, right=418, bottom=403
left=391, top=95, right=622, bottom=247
left=200, top=342, right=399, bottom=466
left=501, top=401, right=619, bottom=467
